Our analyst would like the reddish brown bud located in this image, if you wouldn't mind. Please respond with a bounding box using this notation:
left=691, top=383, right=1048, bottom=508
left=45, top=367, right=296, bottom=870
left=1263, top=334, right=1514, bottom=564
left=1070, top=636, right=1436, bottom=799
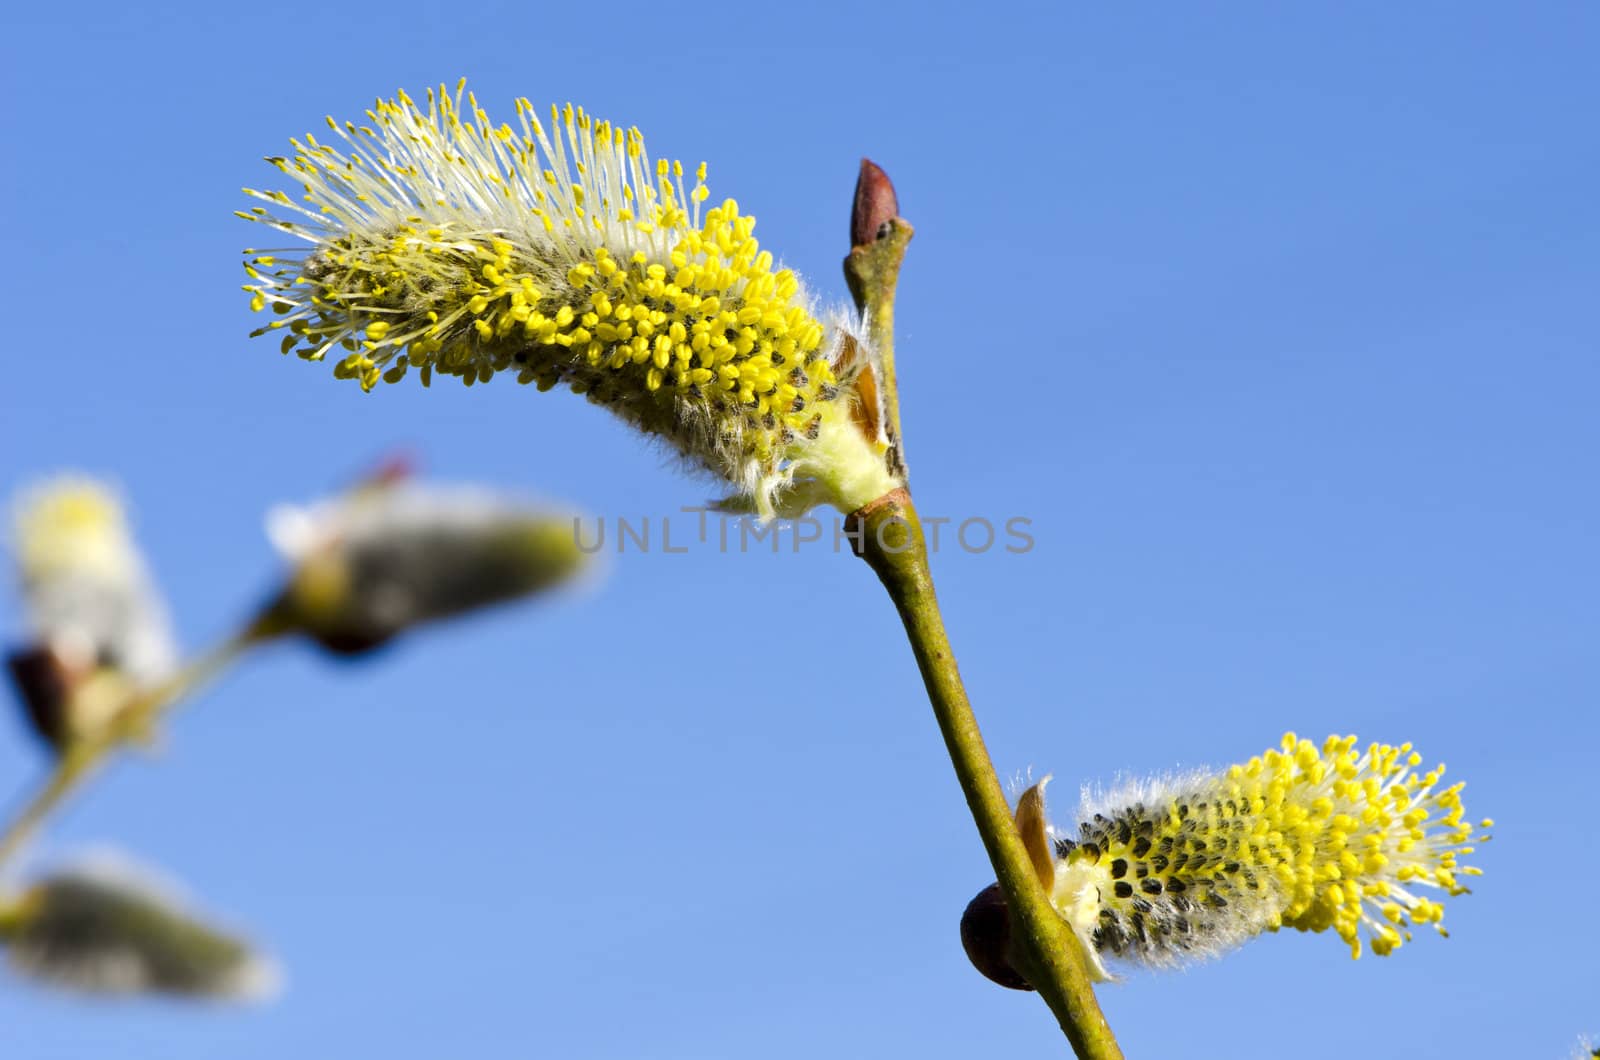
left=850, top=159, right=900, bottom=249
left=7, top=645, right=77, bottom=751
left=960, top=883, right=1034, bottom=991
left=358, top=450, right=418, bottom=489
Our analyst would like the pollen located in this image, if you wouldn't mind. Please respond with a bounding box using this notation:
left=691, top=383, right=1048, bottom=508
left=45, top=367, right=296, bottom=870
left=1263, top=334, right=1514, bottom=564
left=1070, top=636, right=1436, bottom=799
left=238, top=83, right=894, bottom=516
left=1049, top=733, right=1490, bottom=977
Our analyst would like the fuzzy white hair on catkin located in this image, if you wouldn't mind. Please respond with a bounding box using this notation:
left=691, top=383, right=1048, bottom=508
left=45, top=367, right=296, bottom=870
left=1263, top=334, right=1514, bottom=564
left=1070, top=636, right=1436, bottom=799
left=1058, top=765, right=1289, bottom=975
left=1071, top=765, right=1220, bottom=827
left=40, top=846, right=194, bottom=898
left=268, top=482, right=587, bottom=557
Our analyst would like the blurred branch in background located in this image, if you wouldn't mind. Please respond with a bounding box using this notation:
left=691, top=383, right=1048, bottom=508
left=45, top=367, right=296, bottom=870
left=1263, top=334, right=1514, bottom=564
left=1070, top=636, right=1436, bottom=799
left=1, top=462, right=597, bottom=997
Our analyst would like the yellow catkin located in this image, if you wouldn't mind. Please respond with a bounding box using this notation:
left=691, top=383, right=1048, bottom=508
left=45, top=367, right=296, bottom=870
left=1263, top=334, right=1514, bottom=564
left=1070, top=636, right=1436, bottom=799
left=13, top=480, right=130, bottom=584
left=240, top=84, right=897, bottom=515
left=11, top=477, right=177, bottom=687
left=1047, top=733, right=1490, bottom=979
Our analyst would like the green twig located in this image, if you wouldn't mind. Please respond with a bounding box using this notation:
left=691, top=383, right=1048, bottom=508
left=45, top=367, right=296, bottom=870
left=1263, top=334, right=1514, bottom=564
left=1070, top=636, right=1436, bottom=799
left=848, top=494, right=1122, bottom=1059
left=843, top=162, right=1123, bottom=1059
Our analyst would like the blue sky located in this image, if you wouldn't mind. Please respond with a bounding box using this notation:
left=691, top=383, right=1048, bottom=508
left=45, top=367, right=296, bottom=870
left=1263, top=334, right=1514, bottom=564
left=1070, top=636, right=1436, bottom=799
left=2, top=2, right=1596, bottom=1057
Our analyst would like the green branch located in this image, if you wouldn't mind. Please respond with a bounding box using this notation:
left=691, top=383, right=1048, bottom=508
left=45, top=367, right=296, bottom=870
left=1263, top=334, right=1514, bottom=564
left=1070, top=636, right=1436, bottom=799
left=848, top=494, right=1122, bottom=1058
left=843, top=161, right=1122, bottom=1058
